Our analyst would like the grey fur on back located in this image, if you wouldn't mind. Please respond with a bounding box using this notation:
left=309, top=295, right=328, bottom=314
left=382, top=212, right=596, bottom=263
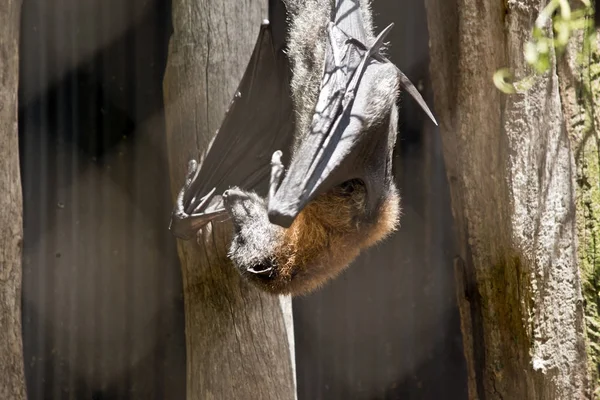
left=282, top=0, right=377, bottom=150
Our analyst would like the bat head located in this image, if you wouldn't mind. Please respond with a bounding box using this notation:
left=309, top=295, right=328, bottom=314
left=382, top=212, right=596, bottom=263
left=223, top=180, right=400, bottom=295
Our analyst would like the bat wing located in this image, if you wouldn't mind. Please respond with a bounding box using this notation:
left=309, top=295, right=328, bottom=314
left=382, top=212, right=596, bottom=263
left=334, top=0, right=437, bottom=126
left=267, top=0, right=437, bottom=227
left=170, top=12, right=294, bottom=240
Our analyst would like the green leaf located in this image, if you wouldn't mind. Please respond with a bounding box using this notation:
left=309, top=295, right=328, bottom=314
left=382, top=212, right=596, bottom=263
left=493, top=69, right=516, bottom=94
left=525, top=42, right=539, bottom=64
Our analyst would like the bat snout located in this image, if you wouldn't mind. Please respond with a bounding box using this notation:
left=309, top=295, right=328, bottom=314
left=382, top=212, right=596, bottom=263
left=222, top=188, right=252, bottom=213
left=222, top=188, right=267, bottom=230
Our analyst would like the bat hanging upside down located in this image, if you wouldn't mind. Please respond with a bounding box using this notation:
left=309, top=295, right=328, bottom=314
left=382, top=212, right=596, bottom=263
left=169, top=0, right=437, bottom=296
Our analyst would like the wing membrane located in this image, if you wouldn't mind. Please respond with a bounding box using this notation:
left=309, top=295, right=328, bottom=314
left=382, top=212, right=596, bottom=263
left=170, top=20, right=294, bottom=239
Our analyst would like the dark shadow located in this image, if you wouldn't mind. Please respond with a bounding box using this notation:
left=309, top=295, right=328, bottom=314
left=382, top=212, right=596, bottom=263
left=19, top=0, right=185, bottom=399
left=293, top=0, right=467, bottom=398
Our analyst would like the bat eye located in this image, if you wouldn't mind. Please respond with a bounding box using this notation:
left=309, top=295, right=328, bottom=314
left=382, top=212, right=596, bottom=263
left=338, top=179, right=365, bottom=196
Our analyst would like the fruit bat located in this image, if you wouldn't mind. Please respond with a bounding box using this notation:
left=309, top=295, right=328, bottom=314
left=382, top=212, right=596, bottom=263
left=169, top=0, right=437, bottom=295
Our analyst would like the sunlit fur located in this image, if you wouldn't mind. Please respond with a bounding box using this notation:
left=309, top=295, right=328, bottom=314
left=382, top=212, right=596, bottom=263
left=274, top=182, right=400, bottom=294
left=225, top=181, right=400, bottom=295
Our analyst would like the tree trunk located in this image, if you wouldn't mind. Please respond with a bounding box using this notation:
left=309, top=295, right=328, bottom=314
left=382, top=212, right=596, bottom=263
left=162, top=2, right=296, bottom=400
left=0, top=0, right=26, bottom=399
left=424, top=0, right=590, bottom=398
left=557, top=24, right=600, bottom=398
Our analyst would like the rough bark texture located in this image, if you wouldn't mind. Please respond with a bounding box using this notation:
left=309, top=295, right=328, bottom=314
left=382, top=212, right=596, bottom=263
left=0, top=0, right=26, bottom=398
left=424, top=0, right=589, bottom=398
left=557, top=25, right=600, bottom=398
left=163, top=2, right=296, bottom=400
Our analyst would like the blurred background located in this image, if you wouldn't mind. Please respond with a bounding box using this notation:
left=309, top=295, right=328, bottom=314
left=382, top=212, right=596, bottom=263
left=18, top=0, right=467, bottom=398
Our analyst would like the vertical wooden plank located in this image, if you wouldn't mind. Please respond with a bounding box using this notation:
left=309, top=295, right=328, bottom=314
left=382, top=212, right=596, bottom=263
left=162, top=1, right=297, bottom=399
left=0, top=0, right=26, bottom=398
left=424, top=0, right=590, bottom=397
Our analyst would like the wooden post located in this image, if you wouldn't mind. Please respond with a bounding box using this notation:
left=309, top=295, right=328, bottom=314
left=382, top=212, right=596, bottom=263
left=162, top=1, right=297, bottom=399
left=0, top=0, right=26, bottom=399
left=424, top=0, right=589, bottom=398
left=557, top=24, right=600, bottom=397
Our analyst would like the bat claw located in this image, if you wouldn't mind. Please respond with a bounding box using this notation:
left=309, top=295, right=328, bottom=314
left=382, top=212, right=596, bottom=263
left=271, top=150, right=284, bottom=175
left=271, top=150, right=283, bottom=163
left=185, top=159, right=199, bottom=183
left=268, top=151, right=285, bottom=207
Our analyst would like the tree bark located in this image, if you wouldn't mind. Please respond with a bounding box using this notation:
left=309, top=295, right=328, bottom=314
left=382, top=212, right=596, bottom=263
left=162, top=2, right=297, bottom=400
left=557, top=24, right=600, bottom=397
left=0, top=0, right=26, bottom=399
left=424, top=0, right=589, bottom=398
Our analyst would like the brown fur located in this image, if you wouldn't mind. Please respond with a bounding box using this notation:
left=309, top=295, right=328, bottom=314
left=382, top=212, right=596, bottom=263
left=255, top=183, right=401, bottom=295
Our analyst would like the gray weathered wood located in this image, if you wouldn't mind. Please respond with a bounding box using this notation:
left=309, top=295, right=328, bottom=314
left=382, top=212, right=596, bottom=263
left=292, top=0, right=468, bottom=396
left=0, top=0, right=26, bottom=399
left=424, top=0, right=589, bottom=398
left=163, top=1, right=296, bottom=399
left=557, top=26, right=600, bottom=397
left=19, top=0, right=186, bottom=397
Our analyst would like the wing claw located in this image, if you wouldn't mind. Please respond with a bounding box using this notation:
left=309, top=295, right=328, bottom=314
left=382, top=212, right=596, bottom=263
left=170, top=166, right=227, bottom=240
left=268, top=150, right=285, bottom=207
